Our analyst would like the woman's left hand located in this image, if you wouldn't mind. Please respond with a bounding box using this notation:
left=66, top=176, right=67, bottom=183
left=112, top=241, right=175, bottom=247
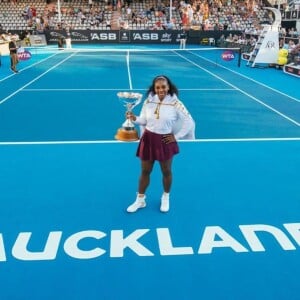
left=162, top=134, right=176, bottom=144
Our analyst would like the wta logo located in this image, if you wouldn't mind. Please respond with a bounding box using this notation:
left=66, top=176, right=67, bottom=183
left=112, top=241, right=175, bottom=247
left=221, top=50, right=235, bottom=61
left=17, top=49, right=32, bottom=61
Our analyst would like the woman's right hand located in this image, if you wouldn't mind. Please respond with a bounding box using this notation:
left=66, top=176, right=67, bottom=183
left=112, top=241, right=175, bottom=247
left=126, top=111, right=136, bottom=121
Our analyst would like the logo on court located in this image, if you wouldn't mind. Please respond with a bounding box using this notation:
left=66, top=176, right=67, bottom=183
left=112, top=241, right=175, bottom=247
left=221, top=50, right=235, bottom=61
left=17, top=49, right=31, bottom=61
left=1, top=222, right=300, bottom=262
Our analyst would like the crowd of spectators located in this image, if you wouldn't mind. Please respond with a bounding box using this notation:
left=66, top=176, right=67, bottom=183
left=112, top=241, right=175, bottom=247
left=0, top=0, right=112, bottom=32
left=0, top=0, right=299, bottom=55
left=0, top=0, right=278, bottom=32
left=0, top=32, right=20, bottom=43
left=115, top=0, right=273, bottom=31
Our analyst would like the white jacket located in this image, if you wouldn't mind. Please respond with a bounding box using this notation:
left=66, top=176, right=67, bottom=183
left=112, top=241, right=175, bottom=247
left=134, top=94, right=195, bottom=140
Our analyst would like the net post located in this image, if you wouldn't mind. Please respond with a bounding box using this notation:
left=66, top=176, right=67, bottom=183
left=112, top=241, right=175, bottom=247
left=238, top=48, right=241, bottom=68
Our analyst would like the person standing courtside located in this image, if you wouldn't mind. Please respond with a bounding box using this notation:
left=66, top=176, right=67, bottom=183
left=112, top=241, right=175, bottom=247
left=179, top=29, right=187, bottom=49
left=9, top=37, right=19, bottom=73
left=126, top=75, right=195, bottom=213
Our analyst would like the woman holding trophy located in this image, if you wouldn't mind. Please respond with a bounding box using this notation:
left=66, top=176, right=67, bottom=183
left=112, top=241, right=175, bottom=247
left=126, top=75, right=195, bottom=213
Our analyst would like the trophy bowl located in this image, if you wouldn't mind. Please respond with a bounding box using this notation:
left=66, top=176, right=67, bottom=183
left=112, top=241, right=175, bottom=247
left=115, top=92, right=143, bottom=141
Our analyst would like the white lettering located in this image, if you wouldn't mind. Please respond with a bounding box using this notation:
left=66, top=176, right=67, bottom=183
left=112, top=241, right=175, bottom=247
left=240, top=224, right=296, bottom=251
left=133, top=33, right=143, bottom=40
left=12, top=232, right=62, bottom=260
left=110, top=229, right=154, bottom=257
left=108, top=33, right=117, bottom=40
left=284, top=223, right=300, bottom=245
left=198, top=226, right=248, bottom=254
left=0, top=234, right=6, bottom=262
left=133, top=33, right=158, bottom=40
left=64, top=230, right=106, bottom=259
left=0, top=222, right=299, bottom=262
left=90, top=33, right=117, bottom=40
left=157, top=228, right=194, bottom=255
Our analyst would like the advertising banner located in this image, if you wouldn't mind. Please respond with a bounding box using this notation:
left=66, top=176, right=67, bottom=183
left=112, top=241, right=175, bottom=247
left=44, top=30, right=182, bottom=44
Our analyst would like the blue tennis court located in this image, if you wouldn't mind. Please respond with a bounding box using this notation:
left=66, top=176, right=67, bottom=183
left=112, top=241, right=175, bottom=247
left=0, top=45, right=300, bottom=300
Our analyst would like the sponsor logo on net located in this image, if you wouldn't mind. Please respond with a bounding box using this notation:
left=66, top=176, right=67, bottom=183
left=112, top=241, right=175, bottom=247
left=222, top=50, right=235, bottom=61
left=17, top=48, right=31, bottom=61
left=1, top=222, right=300, bottom=262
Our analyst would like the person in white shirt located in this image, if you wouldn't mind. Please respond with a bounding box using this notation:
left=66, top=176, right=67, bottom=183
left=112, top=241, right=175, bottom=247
left=126, top=75, right=195, bottom=213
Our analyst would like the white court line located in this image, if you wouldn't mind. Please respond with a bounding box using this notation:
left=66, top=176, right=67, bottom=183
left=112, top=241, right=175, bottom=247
left=175, top=88, right=236, bottom=91
left=0, top=137, right=299, bottom=146
left=0, top=52, right=78, bottom=106
left=22, top=88, right=139, bottom=91
left=21, top=88, right=236, bottom=92
left=174, top=51, right=300, bottom=127
left=126, top=50, right=133, bottom=90
left=189, top=51, right=300, bottom=103
left=0, top=52, right=59, bottom=83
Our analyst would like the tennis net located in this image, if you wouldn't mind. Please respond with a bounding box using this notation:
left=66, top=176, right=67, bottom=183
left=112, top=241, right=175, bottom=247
left=23, top=46, right=242, bottom=69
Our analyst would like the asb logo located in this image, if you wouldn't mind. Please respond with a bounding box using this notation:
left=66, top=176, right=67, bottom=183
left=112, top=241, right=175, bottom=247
left=17, top=48, right=32, bottom=61
left=133, top=33, right=159, bottom=40
left=90, top=33, right=117, bottom=41
left=222, top=50, right=235, bottom=61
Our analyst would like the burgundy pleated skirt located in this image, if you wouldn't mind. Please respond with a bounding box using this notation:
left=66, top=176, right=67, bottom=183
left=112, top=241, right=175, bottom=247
left=136, top=129, right=179, bottom=161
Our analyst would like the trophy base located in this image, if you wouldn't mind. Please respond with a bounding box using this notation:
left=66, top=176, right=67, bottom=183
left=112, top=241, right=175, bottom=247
left=115, top=128, right=139, bottom=141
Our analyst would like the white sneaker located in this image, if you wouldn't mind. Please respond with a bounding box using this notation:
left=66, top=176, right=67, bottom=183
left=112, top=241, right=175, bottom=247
left=127, top=195, right=146, bottom=213
left=160, top=194, right=169, bottom=212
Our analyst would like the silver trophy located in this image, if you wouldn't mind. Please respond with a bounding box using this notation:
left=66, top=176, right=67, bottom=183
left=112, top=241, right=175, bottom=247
left=115, top=92, right=143, bottom=141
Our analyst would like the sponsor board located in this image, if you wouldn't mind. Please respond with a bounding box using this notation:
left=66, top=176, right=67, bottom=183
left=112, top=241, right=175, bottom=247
left=44, top=30, right=242, bottom=45
left=29, top=34, right=47, bottom=46
left=242, top=52, right=251, bottom=60
left=45, top=30, right=181, bottom=44
left=283, top=63, right=300, bottom=78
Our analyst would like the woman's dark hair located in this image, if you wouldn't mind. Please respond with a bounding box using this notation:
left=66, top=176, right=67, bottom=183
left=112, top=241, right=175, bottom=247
left=147, top=75, right=178, bottom=97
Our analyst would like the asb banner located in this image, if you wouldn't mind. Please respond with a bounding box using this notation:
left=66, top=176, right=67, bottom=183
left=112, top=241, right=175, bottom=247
left=45, top=30, right=182, bottom=44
